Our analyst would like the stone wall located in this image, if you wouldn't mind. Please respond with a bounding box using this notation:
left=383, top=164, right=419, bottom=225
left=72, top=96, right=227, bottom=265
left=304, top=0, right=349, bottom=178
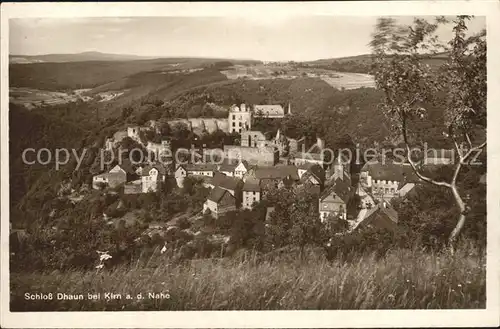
left=168, top=118, right=229, bottom=134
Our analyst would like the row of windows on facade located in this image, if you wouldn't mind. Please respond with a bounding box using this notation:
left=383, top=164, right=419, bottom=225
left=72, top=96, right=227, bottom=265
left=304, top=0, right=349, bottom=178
left=374, top=187, right=396, bottom=193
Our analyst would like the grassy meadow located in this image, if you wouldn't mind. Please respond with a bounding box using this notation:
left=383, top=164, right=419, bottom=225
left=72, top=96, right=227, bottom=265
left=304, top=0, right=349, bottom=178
left=10, top=246, right=485, bottom=311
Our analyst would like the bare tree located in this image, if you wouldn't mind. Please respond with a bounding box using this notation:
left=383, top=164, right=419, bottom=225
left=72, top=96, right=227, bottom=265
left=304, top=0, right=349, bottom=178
left=370, top=16, right=486, bottom=245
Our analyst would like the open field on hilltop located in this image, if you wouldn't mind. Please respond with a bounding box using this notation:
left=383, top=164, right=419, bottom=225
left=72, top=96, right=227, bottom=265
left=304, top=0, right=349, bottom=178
left=11, top=247, right=485, bottom=311
left=9, top=87, right=93, bottom=109
left=221, top=64, right=375, bottom=90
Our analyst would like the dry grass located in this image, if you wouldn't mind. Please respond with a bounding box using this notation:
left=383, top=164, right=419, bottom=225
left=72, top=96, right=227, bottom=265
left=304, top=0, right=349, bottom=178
left=10, top=247, right=485, bottom=311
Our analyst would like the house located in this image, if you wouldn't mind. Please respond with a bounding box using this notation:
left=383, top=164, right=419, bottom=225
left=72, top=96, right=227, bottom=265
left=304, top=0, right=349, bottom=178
left=127, top=126, right=141, bottom=141
left=217, top=158, right=239, bottom=177
left=241, top=130, right=267, bottom=148
left=355, top=184, right=375, bottom=209
left=234, top=160, right=250, bottom=178
left=174, top=164, right=187, bottom=187
left=228, top=103, right=252, bottom=133
left=141, top=164, right=167, bottom=193
left=328, top=153, right=351, bottom=182
left=242, top=179, right=261, bottom=209
left=424, top=149, right=454, bottom=165
left=253, top=104, right=285, bottom=118
left=299, top=163, right=326, bottom=191
left=92, top=161, right=135, bottom=189
left=209, top=172, right=242, bottom=197
left=352, top=201, right=398, bottom=232
left=245, top=165, right=300, bottom=193
left=318, top=178, right=353, bottom=222
left=359, top=161, right=419, bottom=201
left=203, top=186, right=237, bottom=218
left=185, top=163, right=218, bottom=177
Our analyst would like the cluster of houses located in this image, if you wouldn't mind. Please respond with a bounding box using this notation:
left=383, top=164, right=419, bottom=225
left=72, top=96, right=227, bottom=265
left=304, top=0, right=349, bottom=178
left=91, top=101, right=458, bottom=233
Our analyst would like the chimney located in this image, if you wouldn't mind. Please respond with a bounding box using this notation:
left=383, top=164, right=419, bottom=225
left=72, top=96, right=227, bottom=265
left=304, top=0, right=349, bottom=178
left=288, top=103, right=292, bottom=115
left=241, top=103, right=246, bottom=112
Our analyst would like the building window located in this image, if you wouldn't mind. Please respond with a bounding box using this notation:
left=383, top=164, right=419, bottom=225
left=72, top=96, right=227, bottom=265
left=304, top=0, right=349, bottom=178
left=232, top=122, right=236, bottom=127
left=232, top=115, right=235, bottom=120
left=239, top=122, right=242, bottom=127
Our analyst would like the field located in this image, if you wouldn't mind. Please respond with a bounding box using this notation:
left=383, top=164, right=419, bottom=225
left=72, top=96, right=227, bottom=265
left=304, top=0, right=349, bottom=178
left=9, top=87, right=92, bottom=109
left=221, top=64, right=375, bottom=90
left=10, top=246, right=485, bottom=311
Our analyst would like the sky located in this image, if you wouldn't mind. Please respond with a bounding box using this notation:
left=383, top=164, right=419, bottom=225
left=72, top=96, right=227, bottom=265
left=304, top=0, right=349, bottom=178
left=9, top=16, right=486, bottom=62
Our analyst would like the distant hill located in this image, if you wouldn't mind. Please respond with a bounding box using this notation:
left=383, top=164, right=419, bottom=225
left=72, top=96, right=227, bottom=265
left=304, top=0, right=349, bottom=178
left=303, top=52, right=450, bottom=74
left=307, top=54, right=374, bottom=66
left=9, top=51, right=159, bottom=64
left=9, top=57, right=262, bottom=91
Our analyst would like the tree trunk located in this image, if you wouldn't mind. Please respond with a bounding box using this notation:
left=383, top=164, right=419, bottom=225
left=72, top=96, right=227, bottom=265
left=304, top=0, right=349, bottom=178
left=448, top=184, right=467, bottom=246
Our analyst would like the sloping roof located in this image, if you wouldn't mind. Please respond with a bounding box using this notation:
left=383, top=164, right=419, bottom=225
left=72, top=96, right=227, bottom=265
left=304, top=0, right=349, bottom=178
left=243, top=179, right=261, bottom=192
left=141, top=164, right=166, bottom=176
left=253, top=104, right=285, bottom=116
left=116, top=159, right=135, bottom=175
left=358, top=203, right=399, bottom=228
left=211, top=172, right=241, bottom=191
left=253, top=165, right=299, bottom=181
left=237, top=160, right=250, bottom=171
left=320, top=177, right=352, bottom=203
left=307, top=164, right=325, bottom=184
left=362, top=161, right=419, bottom=183
left=185, top=163, right=218, bottom=172
left=208, top=186, right=233, bottom=203
left=218, top=158, right=240, bottom=172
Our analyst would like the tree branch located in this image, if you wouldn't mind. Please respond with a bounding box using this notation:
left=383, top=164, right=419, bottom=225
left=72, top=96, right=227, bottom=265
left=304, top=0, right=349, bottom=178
left=401, top=111, right=451, bottom=188
left=464, top=132, right=473, bottom=149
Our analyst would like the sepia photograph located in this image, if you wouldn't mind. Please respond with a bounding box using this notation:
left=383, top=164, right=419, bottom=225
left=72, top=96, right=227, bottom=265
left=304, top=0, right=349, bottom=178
left=1, top=1, right=499, bottom=328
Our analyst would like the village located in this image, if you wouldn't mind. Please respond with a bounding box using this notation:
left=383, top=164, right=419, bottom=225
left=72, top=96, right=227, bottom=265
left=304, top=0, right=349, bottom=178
left=89, top=101, right=458, bottom=236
